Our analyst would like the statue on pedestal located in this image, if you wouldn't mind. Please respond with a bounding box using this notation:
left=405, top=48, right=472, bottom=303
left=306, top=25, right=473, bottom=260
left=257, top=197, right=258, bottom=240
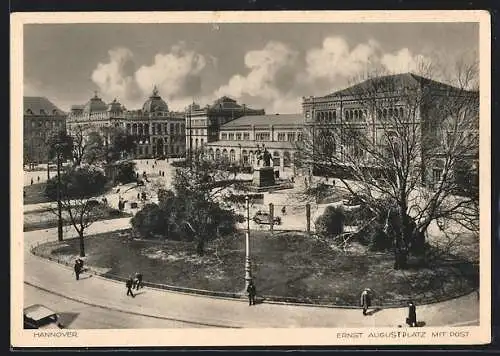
left=254, top=144, right=272, bottom=169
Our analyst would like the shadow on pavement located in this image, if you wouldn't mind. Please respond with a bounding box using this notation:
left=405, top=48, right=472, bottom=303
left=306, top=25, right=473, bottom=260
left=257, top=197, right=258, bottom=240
left=58, top=312, right=79, bottom=328
left=366, top=308, right=382, bottom=316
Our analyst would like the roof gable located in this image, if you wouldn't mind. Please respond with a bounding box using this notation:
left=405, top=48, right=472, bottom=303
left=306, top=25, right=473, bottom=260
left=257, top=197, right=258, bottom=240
left=24, top=96, right=65, bottom=116
left=323, top=73, right=469, bottom=99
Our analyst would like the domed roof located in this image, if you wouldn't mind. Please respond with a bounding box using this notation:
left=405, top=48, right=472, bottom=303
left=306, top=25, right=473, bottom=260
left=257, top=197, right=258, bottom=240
left=142, top=86, right=169, bottom=113
left=84, top=92, right=108, bottom=113
left=107, top=98, right=123, bottom=112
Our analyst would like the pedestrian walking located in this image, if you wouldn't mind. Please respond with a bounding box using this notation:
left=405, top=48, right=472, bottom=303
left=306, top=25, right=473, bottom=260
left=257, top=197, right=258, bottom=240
left=406, top=301, right=417, bottom=327
left=360, top=288, right=372, bottom=316
left=37, top=176, right=40, bottom=183
left=137, top=193, right=140, bottom=200
left=74, top=260, right=81, bottom=281
left=247, top=280, right=257, bottom=306
left=134, top=272, right=144, bottom=290
left=126, top=277, right=135, bottom=297
left=30, top=178, right=33, bottom=185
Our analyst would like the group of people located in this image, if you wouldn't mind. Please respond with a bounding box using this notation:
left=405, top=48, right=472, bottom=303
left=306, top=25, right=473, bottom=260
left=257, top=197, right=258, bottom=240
left=125, top=272, right=144, bottom=298
left=29, top=176, right=40, bottom=185
left=360, top=288, right=418, bottom=327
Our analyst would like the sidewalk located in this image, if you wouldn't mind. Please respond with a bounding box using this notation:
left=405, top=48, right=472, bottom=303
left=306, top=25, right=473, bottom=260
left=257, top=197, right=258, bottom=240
left=23, top=219, right=479, bottom=328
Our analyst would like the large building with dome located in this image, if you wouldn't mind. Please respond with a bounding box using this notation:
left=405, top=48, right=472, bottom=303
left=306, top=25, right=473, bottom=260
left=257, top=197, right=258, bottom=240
left=67, top=87, right=186, bottom=158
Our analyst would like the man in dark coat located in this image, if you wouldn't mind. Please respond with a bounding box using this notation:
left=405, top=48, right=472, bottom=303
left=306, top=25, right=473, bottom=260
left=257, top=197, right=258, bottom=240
left=360, top=289, right=372, bottom=316
left=74, top=260, right=81, bottom=281
left=134, top=272, right=143, bottom=290
left=247, top=281, right=257, bottom=306
left=126, top=277, right=135, bottom=297
left=407, top=301, right=417, bottom=327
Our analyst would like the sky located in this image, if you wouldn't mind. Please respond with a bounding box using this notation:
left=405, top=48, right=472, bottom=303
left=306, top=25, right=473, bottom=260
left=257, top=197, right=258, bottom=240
left=23, top=22, right=479, bottom=114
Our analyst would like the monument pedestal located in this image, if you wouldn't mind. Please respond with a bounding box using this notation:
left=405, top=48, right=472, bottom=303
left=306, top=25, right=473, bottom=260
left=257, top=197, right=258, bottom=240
left=253, top=166, right=275, bottom=187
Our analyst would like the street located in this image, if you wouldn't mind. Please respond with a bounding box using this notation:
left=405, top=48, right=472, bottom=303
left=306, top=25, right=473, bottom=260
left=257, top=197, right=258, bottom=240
left=24, top=283, right=209, bottom=329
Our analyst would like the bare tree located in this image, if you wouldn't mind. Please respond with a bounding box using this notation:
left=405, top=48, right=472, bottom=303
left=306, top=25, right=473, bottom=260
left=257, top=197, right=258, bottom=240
left=296, top=58, right=479, bottom=269
left=70, top=124, right=103, bottom=167
left=48, top=166, right=109, bottom=257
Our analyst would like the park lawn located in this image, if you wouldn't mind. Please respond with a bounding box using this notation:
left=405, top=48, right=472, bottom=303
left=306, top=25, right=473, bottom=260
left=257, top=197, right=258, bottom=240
left=24, top=206, right=132, bottom=232
left=24, top=183, right=53, bottom=205
left=33, top=230, right=479, bottom=307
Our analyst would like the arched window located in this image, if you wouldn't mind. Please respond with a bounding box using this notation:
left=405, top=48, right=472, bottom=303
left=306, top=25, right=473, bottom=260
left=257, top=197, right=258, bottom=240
left=215, top=149, right=221, bottom=160
left=229, top=149, right=236, bottom=162
left=354, top=110, right=359, bottom=120
left=328, top=112, right=333, bottom=122
left=283, top=151, right=291, bottom=167
left=389, top=108, right=393, bottom=117
left=208, top=148, right=214, bottom=159
left=195, top=138, right=199, bottom=148
left=222, top=149, right=228, bottom=159
left=377, top=109, right=382, bottom=119
left=345, top=110, right=349, bottom=120
left=242, top=150, right=248, bottom=164
left=394, top=107, right=399, bottom=117
left=316, top=112, right=320, bottom=121
left=383, top=108, right=387, bottom=119
left=272, top=151, right=280, bottom=167
left=333, top=111, right=337, bottom=121
left=320, top=112, right=325, bottom=122
left=399, top=107, right=404, bottom=117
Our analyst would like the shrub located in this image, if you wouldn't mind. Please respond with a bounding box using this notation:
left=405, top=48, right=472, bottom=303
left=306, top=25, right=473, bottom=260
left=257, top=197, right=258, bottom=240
left=114, top=161, right=136, bottom=184
left=315, top=206, right=345, bottom=238
left=130, top=203, right=164, bottom=238
left=343, top=204, right=375, bottom=226
left=45, top=166, right=109, bottom=200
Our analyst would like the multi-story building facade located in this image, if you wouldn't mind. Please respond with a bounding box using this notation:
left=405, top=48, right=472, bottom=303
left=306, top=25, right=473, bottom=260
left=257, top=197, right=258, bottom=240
left=301, top=73, right=479, bottom=189
left=23, top=96, right=67, bottom=164
left=185, top=96, right=265, bottom=153
left=67, top=87, right=186, bottom=159
left=204, top=113, right=304, bottom=175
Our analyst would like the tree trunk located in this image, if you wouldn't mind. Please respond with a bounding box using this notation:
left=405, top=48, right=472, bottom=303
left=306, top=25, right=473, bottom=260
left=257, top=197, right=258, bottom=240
left=79, top=231, right=86, bottom=257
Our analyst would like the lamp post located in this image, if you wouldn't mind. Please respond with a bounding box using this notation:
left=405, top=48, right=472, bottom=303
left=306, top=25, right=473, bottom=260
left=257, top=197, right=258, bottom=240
left=55, top=142, right=63, bottom=242
left=238, top=143, right=242, bottom=169
left=244, top=195, right=253, bottom=291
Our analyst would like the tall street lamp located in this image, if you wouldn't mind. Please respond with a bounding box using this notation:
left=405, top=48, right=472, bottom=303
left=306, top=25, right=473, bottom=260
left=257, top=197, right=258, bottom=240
left=244, top=195, right=253, bottom=291
left=55, top=142, right=64, bottom=242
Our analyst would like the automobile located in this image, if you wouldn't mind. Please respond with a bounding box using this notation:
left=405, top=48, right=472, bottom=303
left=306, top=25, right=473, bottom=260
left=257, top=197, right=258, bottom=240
left=253, top=211, right=281, bottom=225
left=342, top=195, right=364, bottom=207
left=23, top=304, right=64, bottom=329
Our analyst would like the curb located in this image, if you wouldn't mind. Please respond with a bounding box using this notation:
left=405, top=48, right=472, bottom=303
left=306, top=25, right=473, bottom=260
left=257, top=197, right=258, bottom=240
left=23, top=280, right=240, bottom=329
left=29, top=245, right=478, bottom=310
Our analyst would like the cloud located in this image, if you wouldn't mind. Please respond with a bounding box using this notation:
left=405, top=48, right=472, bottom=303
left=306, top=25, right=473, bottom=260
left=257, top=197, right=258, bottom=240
left=214, top=41, right=300, bottom=112
left=305, top=37, right=380, bottom=81
left=135, top=42, right=207, bottom=100
left=91, top=48, right=141, bottom=101
left=381, top=48, right=432, bottom=74
left=215, top=41, right=299, bottom=99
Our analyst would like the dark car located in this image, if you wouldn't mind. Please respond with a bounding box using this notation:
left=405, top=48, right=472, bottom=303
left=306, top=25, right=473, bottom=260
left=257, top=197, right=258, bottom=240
left=342, top=196, right=363, bottom=207
left=253, top=211, right=281, bottom=225
left=24, top=304, right=63, bottom=329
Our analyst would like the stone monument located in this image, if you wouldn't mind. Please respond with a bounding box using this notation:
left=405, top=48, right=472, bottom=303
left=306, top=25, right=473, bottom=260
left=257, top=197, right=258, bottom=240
left=252, top=145, right=275, bottom=187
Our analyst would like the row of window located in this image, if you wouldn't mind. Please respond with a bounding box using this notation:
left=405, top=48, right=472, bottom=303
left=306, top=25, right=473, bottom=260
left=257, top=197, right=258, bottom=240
left=220, top=132, right=251, bottom=141
left=277, top=132, right=302, bottom=142
left=26, top=120, right=64, bottom=130
left=126, top=122, right=185, bottom=135
left=152, top=136, right=184, bottom=144
left=137, top=144, right=182, bottom=156
left=25, top=109, right=60, bottom=116
left=314, top=107, right=406, bottom=123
